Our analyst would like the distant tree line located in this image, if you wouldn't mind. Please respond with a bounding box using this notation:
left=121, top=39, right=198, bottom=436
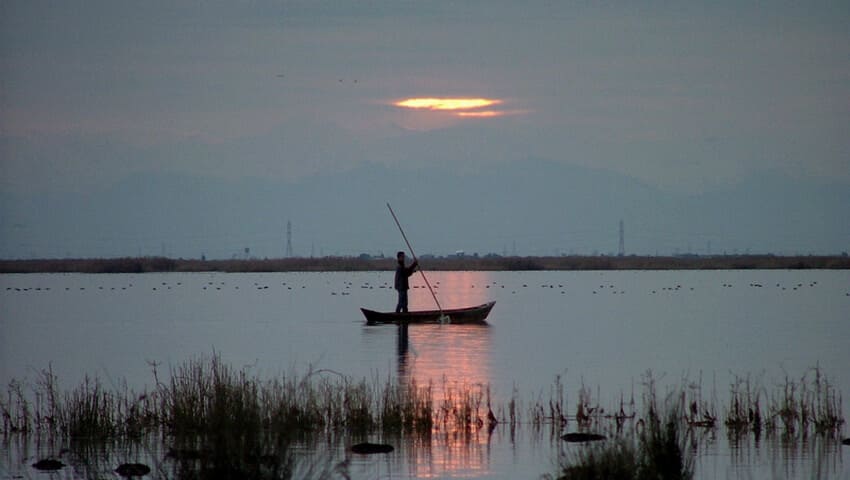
left=1, top=254, right=848, bottom=273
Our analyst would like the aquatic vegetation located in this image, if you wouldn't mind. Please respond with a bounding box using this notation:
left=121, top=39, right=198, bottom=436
left=810, top=369, right=844, bottom=434
left=2, top=359, right=843, bottom=444
left=554, top=437, right=640, bottom=480
left=551, top=381, right=695, bottom=480
left=379, top=377, right=433, bottom=433
left=1, top=379, right=31, bottom=434
left=549, top=410, right=694, bottom=480
left=436, top=378, right=486, bottom=432
left=575, top=379, right=598, bottom=427
left=1, top=358, right=845, bottom=480
left=0, top=355, right=450, bottom=440
left=638, top=409, right=694, bottom=480
left=724, top=366, right=845, bottom=438
left=724, top=373, right=762, bottom=434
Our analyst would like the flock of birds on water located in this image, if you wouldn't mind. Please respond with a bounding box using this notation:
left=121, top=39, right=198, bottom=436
left=4, top=277, right=847, bottom=297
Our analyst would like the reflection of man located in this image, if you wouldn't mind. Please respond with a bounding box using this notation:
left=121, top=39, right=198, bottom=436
left=397, top=323, right=409, bottom=379
left=394, top=251, right=418, bottom=313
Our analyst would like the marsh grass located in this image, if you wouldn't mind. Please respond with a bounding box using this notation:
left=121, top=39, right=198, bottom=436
left=552, top=376, right=695, bottom=480
left=810, top=368, right=843, bottom=434
left=1, top=358, right=576, bottom=453
left=1, top=358, right=843, bottom=463
left=435, top=379, right=487, bottom=433
left=379, top=377, right=433, bottom=434
left=159, top=356, right=264, bottom=436
left=575, top=380, right=598, bottom=427
left=2, top=379, right=31, bottom=434
left=724, top=374, right=762, bottom=434
left=681, top=374, right=717, bottom=429
left=62, top=376, right=127, bottom=438
left=153, top=355, right=440, bottom=438
left=724, top=366, right=844, bottom=438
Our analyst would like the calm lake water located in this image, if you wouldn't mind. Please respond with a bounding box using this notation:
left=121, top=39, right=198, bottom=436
left=2, top=269, right=849, bottom=479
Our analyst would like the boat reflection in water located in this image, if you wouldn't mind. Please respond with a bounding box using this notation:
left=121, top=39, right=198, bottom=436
left=393, top=272, right=497, bottom=478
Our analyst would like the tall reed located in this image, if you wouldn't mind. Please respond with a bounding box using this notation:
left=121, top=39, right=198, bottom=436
left=724, top=373, right=761, bottom=434
left=435, top=379, right=486, bottom=432
left=1, top=379, right=31, bottom=434
left=724, top=366, right=845, bottom=437
left=379, top=377, right=433, bottom=433
left=155, top=355, right=442, bottom=438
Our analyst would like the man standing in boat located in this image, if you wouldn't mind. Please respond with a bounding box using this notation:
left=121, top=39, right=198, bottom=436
left=395, top=251, right=418, bottom=313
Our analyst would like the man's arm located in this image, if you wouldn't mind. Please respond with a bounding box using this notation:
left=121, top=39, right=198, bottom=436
left=406, top=261, right=419, bottom=276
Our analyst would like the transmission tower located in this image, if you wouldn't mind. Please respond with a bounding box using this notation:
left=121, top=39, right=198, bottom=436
left=618, top=220, right=625, bottom=257
left=286, top=221, right=293, bottom=257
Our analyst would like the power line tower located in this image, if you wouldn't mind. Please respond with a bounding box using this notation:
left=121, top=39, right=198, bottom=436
left=286, top=220, right=293, bottom=257
left=618, top=220, right=625, bottom=257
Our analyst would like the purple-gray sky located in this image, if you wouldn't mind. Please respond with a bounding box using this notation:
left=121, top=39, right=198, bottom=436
left=2, top=1, right=849, bottom=258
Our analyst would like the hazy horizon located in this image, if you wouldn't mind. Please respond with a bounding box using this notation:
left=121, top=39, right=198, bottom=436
left=2, top=160, right=848, bottom=259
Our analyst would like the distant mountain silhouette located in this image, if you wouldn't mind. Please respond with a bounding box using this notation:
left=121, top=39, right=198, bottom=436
left=1, top=160, right=848, bottom=258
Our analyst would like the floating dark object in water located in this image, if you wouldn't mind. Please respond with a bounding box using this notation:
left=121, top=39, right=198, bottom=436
left=115, top=463, right=151, bottom=476
left=842, top=438, right=850, bottom=446
left=32, top=458, right=65, bottom=470
left=351, top=442, right=394, bottom=454
left=561, top=432, right=606, bottom=443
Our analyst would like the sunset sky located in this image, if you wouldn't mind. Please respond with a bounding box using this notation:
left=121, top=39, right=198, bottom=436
left=2, top=1, right=849, bottom=257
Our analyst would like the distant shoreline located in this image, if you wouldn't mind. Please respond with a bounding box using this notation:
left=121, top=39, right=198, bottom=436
left=1, top=255, right=848, bottom=273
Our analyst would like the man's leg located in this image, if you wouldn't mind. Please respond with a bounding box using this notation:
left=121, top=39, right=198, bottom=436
left=398, top=290, right=408, bottom=313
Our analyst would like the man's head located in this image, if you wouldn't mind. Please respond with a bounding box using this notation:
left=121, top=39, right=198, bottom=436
left=397, top=251, right=405, bottom=264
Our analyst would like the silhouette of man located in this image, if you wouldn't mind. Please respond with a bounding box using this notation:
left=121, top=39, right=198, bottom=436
left=394, top=251, right=418, bottom=313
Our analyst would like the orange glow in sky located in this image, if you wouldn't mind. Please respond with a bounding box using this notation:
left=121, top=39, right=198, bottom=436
left=394, top=97, right=502, bottom=111
left=456, top=110, right=501, bottom=118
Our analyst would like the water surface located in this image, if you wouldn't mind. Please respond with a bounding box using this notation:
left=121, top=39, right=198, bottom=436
left=2, top=270, right=848, bottom=479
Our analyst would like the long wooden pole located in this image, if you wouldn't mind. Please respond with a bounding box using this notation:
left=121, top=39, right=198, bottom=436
left=387, top=203, right=445, bottom=317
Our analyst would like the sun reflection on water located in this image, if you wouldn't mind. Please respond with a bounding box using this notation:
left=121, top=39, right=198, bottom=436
left=393, top=271, right=497, bottom=478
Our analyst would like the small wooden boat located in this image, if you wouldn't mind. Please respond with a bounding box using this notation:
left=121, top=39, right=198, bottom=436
left=361, top=301, right=495, bottom=325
